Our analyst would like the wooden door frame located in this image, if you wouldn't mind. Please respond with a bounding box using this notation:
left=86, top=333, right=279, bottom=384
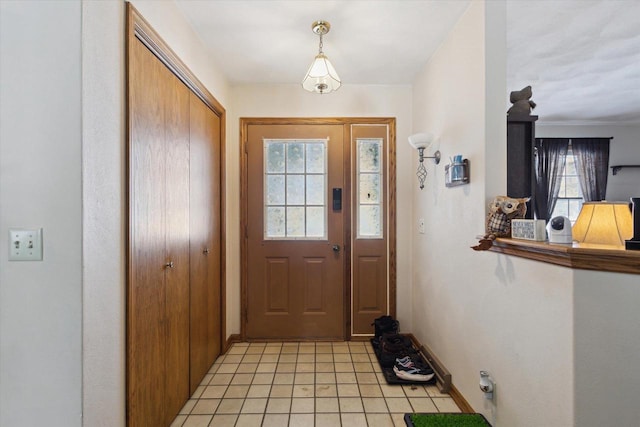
left=126, top=0, right=227, bottom=398
left=240, top=117, right=396, bottom=341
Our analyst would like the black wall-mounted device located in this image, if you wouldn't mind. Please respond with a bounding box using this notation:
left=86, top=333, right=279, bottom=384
left=333, top=188, right=342, bottom=211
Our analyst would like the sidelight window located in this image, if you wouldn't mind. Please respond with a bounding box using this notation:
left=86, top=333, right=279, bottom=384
left=357, top=138, right=383, bottom=238
left=264, top=139, right=328, bottom=239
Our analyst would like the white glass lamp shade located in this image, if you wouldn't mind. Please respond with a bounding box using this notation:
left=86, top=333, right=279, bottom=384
left=572, top=201, right=633, bottom=246
left=302, top=53, right=341, bottom=94
left=408, top=132, right=434, bottom=149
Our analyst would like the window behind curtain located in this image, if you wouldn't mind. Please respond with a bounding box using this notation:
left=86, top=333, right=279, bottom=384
left=551, top=146, right=584, bottom=224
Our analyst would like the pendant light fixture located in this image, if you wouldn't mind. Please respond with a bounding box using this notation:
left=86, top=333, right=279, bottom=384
left=302, top=20, right=341, bottom=94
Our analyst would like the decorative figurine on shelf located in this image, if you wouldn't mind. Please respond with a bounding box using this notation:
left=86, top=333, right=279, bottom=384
left=507, top=85, right=536, bottom=115
left=472, top=196, right=530, bottom=251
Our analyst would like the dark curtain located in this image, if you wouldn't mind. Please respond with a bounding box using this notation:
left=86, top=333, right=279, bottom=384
left=534, top=138, right=570, bottom=221
left=571, top=138, right=610, bottom=201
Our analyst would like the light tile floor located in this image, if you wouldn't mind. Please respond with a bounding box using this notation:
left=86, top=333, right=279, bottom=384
left=171, top=341, right=460, bottom=427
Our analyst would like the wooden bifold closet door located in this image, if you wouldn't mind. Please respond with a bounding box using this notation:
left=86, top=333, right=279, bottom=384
left=127, top=5, right=224, bottom=426
left=189, top=93, right=222, bottom=394
left=128, top=35, right=191, bottom=427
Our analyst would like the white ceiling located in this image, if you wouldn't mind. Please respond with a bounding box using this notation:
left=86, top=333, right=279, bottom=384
left=507, top=0, right=640, bottom=124
left=176, top=0, right=640, bottom=124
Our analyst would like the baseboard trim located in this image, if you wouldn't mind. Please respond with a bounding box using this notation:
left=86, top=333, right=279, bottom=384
left=350, top=335, right=374, bottom=342
left=242, top=337, right=345, bottom=343
left=406, top=334, right=451, bottom=394
left=449, top=383, right=475, bottom=413
left=224, top=334, right=242, bottom=353
left=406, top=333, right=474, bottom=413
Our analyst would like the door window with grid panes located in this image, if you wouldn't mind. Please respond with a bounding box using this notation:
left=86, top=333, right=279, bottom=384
left=551, top=146, right=584, bottom=224
left=264, top=139, right=328, bottom=239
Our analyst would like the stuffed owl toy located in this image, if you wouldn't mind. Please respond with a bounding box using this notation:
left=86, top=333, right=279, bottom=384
left=472, top=196, right=530, bottom=251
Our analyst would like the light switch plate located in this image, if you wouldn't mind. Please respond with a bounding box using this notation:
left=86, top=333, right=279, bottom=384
left=9, top=228, right=43, bottom=261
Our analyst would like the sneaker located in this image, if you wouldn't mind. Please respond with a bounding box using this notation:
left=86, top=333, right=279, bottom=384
left=393, top=365, right=435, bottom=382
left=395, top=354, right=431, bottom=368
left=395, top=356, right=412, bottom=366
left=395, top=358, right=418, bottom=369
left=380, top=347, right=414, bottom=367
left=394, top=356, right=433, bottom=375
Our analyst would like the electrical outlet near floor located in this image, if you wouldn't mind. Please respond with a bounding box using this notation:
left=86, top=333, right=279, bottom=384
left=418, top=218, right=425, bottom=234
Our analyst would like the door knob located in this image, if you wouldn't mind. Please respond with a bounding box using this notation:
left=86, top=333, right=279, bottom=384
left=165, top=261, right=174, bottom=269
left=332, top=244, right=340, bottom=252
left=203, top=248, right=210, bottom=255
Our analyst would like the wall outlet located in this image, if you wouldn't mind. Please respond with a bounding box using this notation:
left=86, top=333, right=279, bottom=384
left=418, top=218, right=425, bottom=234
left=8, top=228, right=43, bottom=261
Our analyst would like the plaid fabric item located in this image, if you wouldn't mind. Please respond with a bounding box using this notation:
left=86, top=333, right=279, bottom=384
left=487, top=211, right=510, bottom=235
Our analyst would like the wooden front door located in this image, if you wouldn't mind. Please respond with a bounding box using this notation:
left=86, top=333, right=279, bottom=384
left=245, top=124, right=346, bottom=339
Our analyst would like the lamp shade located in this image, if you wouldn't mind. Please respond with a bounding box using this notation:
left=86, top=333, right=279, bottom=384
left=572, top=201, right=633, bottom=246
left=408, top=132, right=434, bottom=149
left=302, top=53, right=341, bottom=94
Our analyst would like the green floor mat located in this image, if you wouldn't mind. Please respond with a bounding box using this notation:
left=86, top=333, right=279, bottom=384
left=404, top=412, right=491, bottom=427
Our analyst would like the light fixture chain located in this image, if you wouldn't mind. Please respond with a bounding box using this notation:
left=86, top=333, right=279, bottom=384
left=319, top=32, right=324, bottom=54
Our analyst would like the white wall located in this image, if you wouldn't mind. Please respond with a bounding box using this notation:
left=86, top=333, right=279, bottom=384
left=537, top=123, right=640, bottom=202
left=574, top=269, right=640, bottom=427
left=81, top=1, right=232, bottom=425
left=229, top=84, right=414, bottom=334
left=0, top=2, right=83, bottom=426
left=81, top=1, right=125, bottom=425
left=410, top=2, right=574, bottom=426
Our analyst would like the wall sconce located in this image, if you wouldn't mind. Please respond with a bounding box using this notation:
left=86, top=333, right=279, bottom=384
left=572, top=201, right=633, bottom=247
left=408, top=132, right=441, bottom=189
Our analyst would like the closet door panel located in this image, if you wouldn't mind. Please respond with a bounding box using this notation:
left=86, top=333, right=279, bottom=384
left=128, top=40, right=167, bottom=427
left=207, top=106, right=222, bottom=365
left=189, top=93, right=222, bottom=392
left=163, top=68, right=191, bottom=423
